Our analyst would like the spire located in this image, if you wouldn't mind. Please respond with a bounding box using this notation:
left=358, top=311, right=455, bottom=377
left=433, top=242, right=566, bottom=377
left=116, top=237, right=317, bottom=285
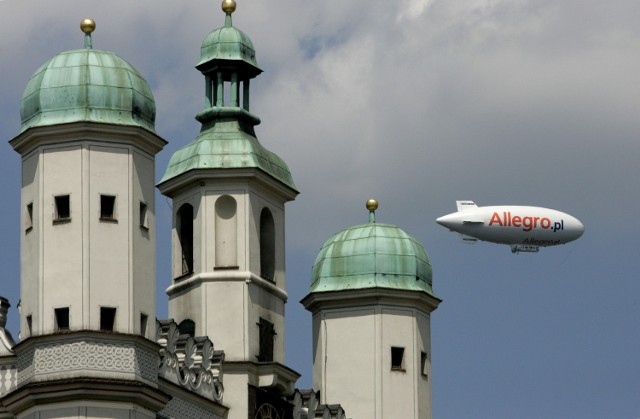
left=222, top=0, right=236, bottom=27
left=367, top=198, right=378, bottom=223
left=80, top=18, right=95, bottom=49
left=159, top=0, right=297, bottom=192
left=196, top=0, right=262, bottom=124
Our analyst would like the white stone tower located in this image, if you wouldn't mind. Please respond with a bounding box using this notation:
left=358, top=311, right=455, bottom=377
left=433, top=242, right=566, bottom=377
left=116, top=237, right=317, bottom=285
left=12, top=19, right=165, bottom=340
left=157, top=2, right=299, bottom=417
left=302, top=200, right=441, bottom=419
left=5, top=20, right=169, bottom=418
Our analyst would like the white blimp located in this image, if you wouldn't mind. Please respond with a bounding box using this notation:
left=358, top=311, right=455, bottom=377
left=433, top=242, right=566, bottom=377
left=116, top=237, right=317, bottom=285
left=436, top=201, right=585, bottom=253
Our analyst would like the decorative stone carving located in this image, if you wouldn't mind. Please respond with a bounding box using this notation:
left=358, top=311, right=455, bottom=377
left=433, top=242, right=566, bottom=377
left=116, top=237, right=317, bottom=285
left=15, top=333, right=159, bottom=386
left=0, top=363, right=17, bottom=397
left=157, top=319, right=224, bottom=402
left=0, top=296, right=16, bottom=357
left=291, top=389, right=346, bottom=419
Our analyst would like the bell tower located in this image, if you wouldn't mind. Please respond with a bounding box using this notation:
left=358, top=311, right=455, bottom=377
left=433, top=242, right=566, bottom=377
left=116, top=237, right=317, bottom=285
left=158, top=2, right=299, bottom=417
left=11, top=19, right=166, bottom=340
left=5, top=19, right=169, bottom=418
left=302, top=200, right=442, bottom=419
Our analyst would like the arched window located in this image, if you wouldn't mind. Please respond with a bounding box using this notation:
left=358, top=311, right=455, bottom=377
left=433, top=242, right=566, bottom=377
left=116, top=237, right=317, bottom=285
left=260, top=208, right=275, bottom=281
left=177, top=203, right=194, bottom=276
left=215, top=195, right=237, bottom=268
left=178, top=319, right=196, bottom=338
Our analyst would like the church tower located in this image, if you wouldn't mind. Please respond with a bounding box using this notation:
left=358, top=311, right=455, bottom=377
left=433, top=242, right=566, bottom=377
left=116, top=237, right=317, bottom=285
left=158, top=2, right=299, bottom=417
left=6, top=20, right=169, bottom=418
left=302, top=200, right=441, bottom=419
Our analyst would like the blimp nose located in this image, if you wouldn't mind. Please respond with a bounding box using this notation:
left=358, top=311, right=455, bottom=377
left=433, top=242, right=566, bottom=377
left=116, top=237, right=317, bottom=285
left=576, top=221, right=585, bottom=237
left=436, top=213, right=459, bottom=230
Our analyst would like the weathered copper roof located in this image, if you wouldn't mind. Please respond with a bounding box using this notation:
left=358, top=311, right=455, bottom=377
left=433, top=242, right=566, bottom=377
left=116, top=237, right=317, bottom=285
left=196, top=12, right=262, bottom=78
left=20, top=45, right=155, bottom=133
left=159, top=4, right=295, bottom=191
left=159, top=112, right=296, bottom=190
left=310, top=220, right=435, bottom=296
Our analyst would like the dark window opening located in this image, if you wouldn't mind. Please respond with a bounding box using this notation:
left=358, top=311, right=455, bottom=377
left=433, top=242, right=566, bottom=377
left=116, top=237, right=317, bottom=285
left=177, top=204, right=194, bottom=276
left=26, top=202, right=33, bottom=232
left=178, top=319, right=196, bottom=338
left=259, top=208, right=275, bottom=281
left=139, top=202, right=149, bottom=229
left=140, top=313, right=148, bottom=336
left=421, top=351, right=429, bottom=378
left=257, top=317, right=276, bottom=362
left=54, top=307, right=69, bottom=331
left=100, top=307, right=117, bottom=331
left=54, top=195, right=70, bottom=222
left=391, top=347, right=405, bottom=371
left=26, top=315, right=33, bottom=336
left=100, top=195, right=116, bottom=221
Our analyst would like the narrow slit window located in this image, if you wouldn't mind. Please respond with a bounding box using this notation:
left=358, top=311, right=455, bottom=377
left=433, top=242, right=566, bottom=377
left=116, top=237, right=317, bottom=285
left=139, top=202, right=149, bottom=229
left=25, top=202, right=33, bottom=232
left=100, top=195, right=117, bottom=221
left=54, top=307, right=69, bottom=331
left=257, top=317, right=276, bottom=362
left=259, top=208, right=275, bottom=281
left=100, top=307, right=117, bottom=331
left=391, top=346, right=405, bottom=371
left=177, top=204, right=194, bottom=276
left=421, top=351, right=429, bottom=378
left=54, top=195, right=70, bottom=222
left=26, top=315, right=33, bottom=336
left=140, top=313, right=148, bottom=336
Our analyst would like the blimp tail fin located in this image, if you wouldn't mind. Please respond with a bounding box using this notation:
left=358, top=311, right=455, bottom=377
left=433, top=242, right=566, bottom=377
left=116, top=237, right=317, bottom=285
left=456, top=201, right=477, bottom=212
left=459, top=234, right=478, bottom=244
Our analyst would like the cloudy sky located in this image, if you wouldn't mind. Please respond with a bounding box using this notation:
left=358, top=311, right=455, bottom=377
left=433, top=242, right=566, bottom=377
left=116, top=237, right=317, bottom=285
left=1, top=1, right=639, bottom=417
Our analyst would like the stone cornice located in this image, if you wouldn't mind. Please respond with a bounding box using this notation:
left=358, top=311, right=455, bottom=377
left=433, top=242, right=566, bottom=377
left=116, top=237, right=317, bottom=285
left=300, top=288, right=442, bottom=314
left=157, top=166, right=298, bottom=201
left=1, top=378, right=170, bottom=415
left=167, top=270, right=289, bottom=302
left=223, top=361, right=300, bottom=396
left=10, top=121, right=167, bottom=156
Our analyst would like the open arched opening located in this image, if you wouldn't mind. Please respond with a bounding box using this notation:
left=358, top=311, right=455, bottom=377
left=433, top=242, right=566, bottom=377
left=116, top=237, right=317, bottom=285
left=260, top=208, right=275, bottom=281
left=177, top=203, right=194, bottom=276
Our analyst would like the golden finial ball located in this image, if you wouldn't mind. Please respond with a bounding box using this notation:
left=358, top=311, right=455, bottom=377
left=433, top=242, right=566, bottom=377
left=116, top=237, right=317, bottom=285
left=366, top=199, right=379, bottom=211
left=80, top=18, right=96, bottom=34
left=221, top=0, right=237, bottom=14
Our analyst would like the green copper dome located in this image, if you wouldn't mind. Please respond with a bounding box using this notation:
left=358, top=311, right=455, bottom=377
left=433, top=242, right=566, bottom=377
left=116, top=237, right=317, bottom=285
left=159, top=111, right=296, bottom=190
left=196, top=13, right=262, bottom=78
left=311, top=215, right=435, bottom=297
left=20, top=34, right=155, bottom=133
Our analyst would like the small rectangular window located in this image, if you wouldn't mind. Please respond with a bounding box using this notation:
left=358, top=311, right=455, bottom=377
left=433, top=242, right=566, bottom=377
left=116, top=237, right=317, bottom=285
left=25, top=202, right=34, bottom=232
left=54, top=307, right=70, bottom=331
left=100, top=307, right=117, bottom=331
left=26, top=314, right=33, bottom=336
left=391, top=346, right=405, bottom=371
left=257, top=317, right=276, bottom=362
left=421, top=351, right=428, bottom=378
left=139, top=202, right=149, bottom=229
left=140, top=313, right=148, bottom=336
left=54, top=195, right=70, bottom=222
left=100, top=195, right=117, bottom=221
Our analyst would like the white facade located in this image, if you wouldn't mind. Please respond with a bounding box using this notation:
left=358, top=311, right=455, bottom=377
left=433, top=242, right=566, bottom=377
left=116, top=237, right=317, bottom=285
left=303, top=289, right=440, bottom=419
left=159, top=168, right=299, bottom=419
left=11, top=123, right=165, bottom=340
